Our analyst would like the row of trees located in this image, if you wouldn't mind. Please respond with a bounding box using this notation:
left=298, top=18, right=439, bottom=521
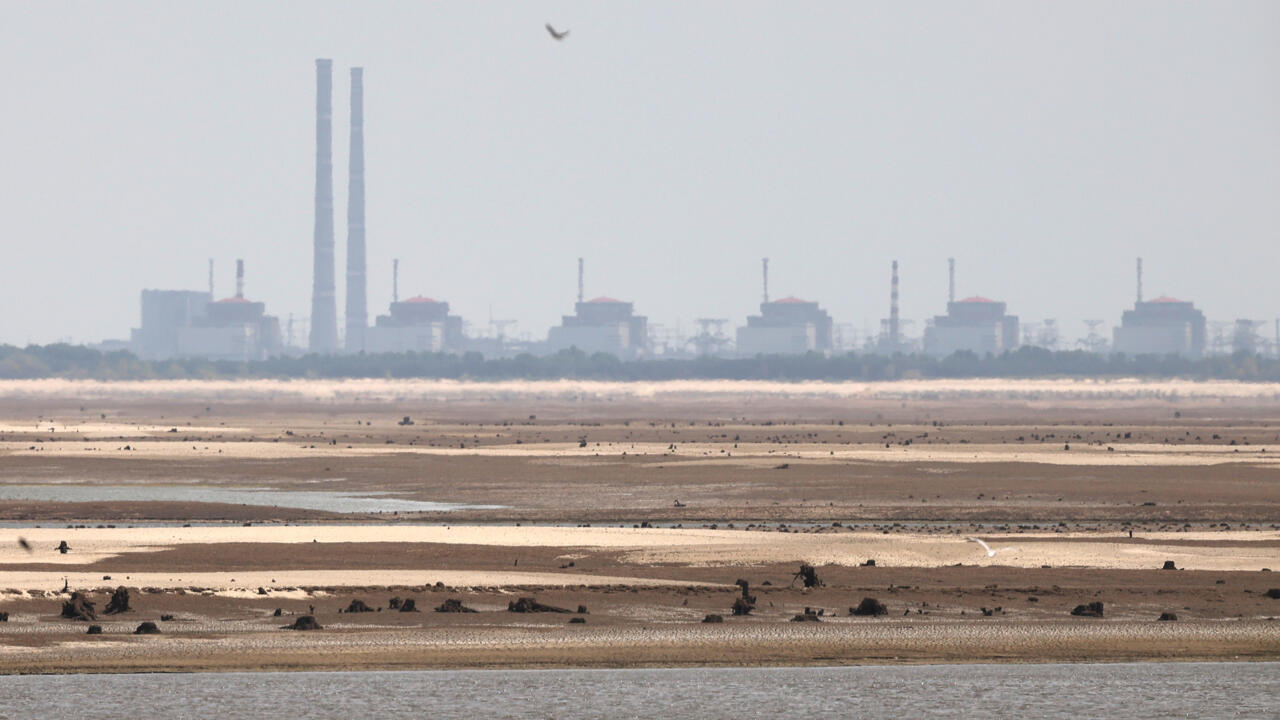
left=2, top=343, right=1278, bottom=381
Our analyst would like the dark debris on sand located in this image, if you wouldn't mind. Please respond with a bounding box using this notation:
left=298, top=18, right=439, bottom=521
left=508, top=597, right=571, bottom=613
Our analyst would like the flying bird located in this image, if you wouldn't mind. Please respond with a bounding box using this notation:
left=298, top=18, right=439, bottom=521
left=545, top=23, right=569, bottom=41
left=967, top=537, right=1014, bottom=558
left=17, top=537, right=31, bottom=552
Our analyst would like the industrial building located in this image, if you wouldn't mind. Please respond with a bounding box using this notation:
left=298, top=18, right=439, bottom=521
left=359, top=260, right=464, bottom=353
left=546, top=259, right=648, bottom=359
left=130, top=261, right=282, bottom=362
left=130, top=290, right=211, bottom=360
left=736, top=259, right=834, bottom=356
left=921, top=260, right=1018, bottom=357
left=923, top=297, right=1020, bottom=357
left=1112, top=261, right=1206, bottom=358
left=1112, top=259, right=1207, bottom=358
left=365, top=298, right=464, bottom=354
left=1113, top=299, right=1207, bottom=358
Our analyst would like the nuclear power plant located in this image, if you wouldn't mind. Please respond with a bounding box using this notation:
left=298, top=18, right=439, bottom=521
left=116, top=60, right=1273, bottom=363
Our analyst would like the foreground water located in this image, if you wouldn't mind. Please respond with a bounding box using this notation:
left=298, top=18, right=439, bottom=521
left=0, top=484, right=498, bottom=513
left=0, top=663, right=1275, bottom=719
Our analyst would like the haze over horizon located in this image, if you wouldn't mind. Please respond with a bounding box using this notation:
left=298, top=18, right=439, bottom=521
left=1, top=2, right=1276, bottom=348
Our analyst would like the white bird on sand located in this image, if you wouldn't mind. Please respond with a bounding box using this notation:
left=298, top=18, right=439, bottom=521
left=967, top=537, right=1013, bottom=557
left=545, top=23, right=569, bottom=41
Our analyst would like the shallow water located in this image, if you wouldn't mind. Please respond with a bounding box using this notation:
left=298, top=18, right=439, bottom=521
left=0, top=662, right=1275, bottom=719
left=0, top=484, right=497, bottom=514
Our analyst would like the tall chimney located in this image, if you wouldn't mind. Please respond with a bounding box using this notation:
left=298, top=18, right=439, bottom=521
left=1136, top=257, right=1143, bottom=304
left=762, top=257, right=769, bottom=305
left=889, top=260, right=900, bottom=349
left=577, top=257, right=584, bottom=304
left=208, top=258, right=214, bottom=298
left=235, top=259, right=245, bottom=299
left=947, top=257, right=955, bottom=304
left=344, top=67, right=367, bottom=353
left=309, top=59, right=339, bottom=353
left=392, top=258, right=399, bottom=303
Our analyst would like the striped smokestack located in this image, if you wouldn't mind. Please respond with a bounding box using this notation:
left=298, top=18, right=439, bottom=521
left=309, top=59, right=339, bottom=353
left=344, top=67, right=367, bottom=353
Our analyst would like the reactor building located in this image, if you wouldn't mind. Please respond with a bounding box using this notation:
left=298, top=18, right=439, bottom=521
left=545, top=259, right=649, bottom=359
left=736, top=299, right=834, bottom=356
left=130, top=261, right=282, bottom=362
left=1111, top=259, right=1206, bottom=359
left=923, top=297, right=1020, bottom=357
left=364, top=289, right=464, bottom=354
left=735, top=259, right=834, bottom=356
left=921, top=259, right=1019, bottom=357
left=129, top=290, right=212, bottom=360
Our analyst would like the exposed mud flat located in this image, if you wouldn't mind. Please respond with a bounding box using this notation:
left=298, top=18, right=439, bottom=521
left=0, top=381, right=1278, bottom=671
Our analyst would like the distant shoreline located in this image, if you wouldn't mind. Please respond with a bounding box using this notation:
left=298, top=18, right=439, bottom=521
left=3, top=343, right=1280, bottom=383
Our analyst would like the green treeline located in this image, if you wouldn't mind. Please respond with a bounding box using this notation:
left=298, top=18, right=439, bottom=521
left=1, top=343, right=1278, bottom=381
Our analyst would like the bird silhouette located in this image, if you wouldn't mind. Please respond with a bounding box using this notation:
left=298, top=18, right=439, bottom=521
left=967, top=537, right=1014, bottom=558
left=17, top=537, right=31, bottom=552
left=545, top=23, right=569, bottom=41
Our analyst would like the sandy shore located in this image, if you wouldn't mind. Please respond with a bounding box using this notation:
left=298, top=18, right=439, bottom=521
left=7, top=439, right=1280, bottom=468
left=2, top=526, right=1277, bottom=574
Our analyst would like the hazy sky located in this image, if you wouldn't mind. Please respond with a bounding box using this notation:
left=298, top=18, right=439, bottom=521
left=1, top=2, right=1276, bottom=347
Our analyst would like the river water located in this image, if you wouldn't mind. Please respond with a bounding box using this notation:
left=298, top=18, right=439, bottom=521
left=0, top=484, right=498, bottom=514
left=0, top=662, right=1275, bottom=718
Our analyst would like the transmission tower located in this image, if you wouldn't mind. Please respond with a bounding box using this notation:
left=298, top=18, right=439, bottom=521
left=689, top=318, right=730, bottom=357
left=1079, top=320, right=1107, bottom=353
